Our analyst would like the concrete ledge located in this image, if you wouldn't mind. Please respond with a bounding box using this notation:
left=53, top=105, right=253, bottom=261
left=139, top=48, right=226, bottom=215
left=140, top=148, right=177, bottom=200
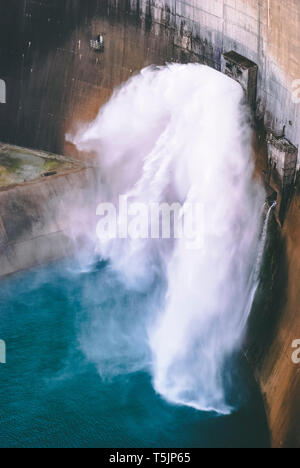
left=0, top=145, right=97, bottom=278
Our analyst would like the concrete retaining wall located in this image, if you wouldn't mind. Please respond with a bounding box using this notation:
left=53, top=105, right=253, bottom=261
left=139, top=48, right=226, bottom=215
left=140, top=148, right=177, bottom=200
left=0, top=168, right=95, bottom=277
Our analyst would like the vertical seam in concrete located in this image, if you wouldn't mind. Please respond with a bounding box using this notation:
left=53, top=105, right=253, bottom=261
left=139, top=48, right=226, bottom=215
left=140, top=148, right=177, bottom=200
left=17, top=0, right=28, bottom=145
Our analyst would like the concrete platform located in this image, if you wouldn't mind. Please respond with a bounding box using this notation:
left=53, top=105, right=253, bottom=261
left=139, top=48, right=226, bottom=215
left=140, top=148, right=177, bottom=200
left=0, top=143, right=97, bottom=278
left=0, top=143, right=84, bottom=189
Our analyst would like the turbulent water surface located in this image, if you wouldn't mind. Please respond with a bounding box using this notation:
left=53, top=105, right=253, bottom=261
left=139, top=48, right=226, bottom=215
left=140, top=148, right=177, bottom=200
left=0, top=261, right=269, bottom=448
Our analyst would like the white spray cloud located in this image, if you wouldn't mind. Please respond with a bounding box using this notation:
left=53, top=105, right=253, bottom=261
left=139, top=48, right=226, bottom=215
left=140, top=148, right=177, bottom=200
left=71, top=64, right=265, bottom=414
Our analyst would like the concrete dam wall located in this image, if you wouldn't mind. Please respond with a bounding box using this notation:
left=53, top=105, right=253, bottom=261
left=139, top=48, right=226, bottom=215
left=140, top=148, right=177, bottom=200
left=0, top=0, right=299, bottom=448
left=0, top=0, right=299, bottom=155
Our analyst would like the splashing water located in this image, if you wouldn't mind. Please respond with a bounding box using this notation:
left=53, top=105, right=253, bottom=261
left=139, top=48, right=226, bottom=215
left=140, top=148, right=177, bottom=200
left=70, top=64, right=265, bottom=415
left=254, top=201, right=277, bottom=280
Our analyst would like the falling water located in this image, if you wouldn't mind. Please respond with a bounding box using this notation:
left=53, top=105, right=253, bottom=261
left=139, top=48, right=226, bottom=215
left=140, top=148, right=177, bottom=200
left=254, top=201, right=277, bottom=280
left=238, top=201, right=277, bottom=335
left=69, top=64, right=266, bottom=415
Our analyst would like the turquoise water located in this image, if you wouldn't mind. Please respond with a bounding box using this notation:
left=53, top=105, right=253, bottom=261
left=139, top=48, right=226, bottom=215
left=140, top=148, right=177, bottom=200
left=0, top=260, right=269, bottom=448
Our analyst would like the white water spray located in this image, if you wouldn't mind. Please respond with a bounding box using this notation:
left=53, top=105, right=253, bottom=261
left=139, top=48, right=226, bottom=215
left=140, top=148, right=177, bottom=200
left=254, top=201, right=277, bottom=280
left=71, top=64, right=265, bottom=414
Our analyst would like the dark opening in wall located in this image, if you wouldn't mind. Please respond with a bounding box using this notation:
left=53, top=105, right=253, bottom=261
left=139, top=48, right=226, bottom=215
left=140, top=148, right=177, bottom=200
left=221, top=51, right=258, bottom=109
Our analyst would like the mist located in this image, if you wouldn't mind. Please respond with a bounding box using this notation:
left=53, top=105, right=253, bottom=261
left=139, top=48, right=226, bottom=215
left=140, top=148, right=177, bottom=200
left=68, top=64, right=265, bottom=414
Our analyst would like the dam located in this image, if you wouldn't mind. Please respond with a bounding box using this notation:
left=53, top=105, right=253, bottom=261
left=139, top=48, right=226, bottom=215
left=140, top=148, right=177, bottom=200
left=0, top=0, right=299, bottom=449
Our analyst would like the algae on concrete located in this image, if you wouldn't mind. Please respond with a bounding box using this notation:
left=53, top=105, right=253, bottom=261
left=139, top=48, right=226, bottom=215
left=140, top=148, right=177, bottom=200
left=0, top=143, right=83, bottom=189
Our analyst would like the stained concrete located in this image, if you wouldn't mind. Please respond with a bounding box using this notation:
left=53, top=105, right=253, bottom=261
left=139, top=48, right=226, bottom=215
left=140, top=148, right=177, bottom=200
left=0, top=1, right=299, bottom=155
left=247, top=193, right=300, bottom=448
